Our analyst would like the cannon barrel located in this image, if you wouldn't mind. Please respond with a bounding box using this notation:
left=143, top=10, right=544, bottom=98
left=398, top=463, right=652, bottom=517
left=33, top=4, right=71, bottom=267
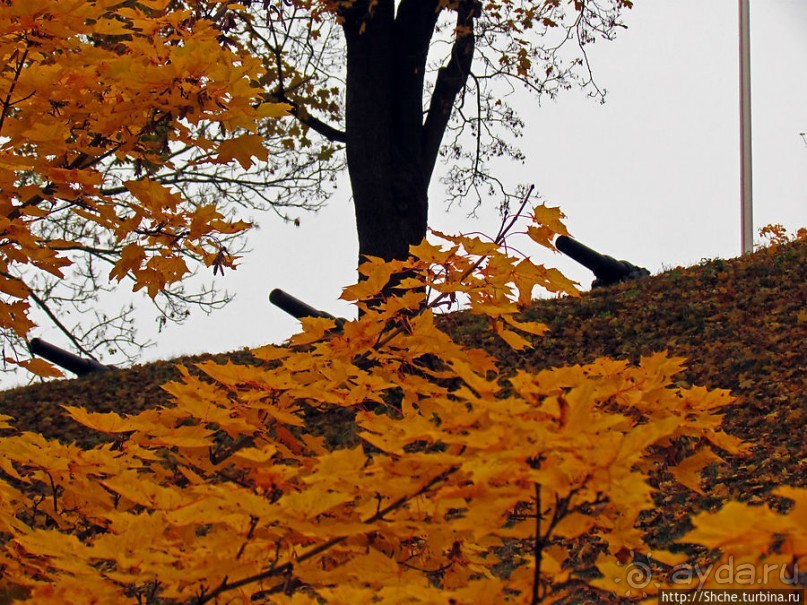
left=29, top=338, right=110, bottom=376
left=269, top=289, right=345, bottom=326
left=555, top=235, right=649, bottom=288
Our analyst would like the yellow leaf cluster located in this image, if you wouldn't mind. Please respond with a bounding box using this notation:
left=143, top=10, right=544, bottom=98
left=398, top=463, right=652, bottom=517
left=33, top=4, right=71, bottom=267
left=1, top=207, right=800, bottom=603
left=0, top=0, right=282, bottom=365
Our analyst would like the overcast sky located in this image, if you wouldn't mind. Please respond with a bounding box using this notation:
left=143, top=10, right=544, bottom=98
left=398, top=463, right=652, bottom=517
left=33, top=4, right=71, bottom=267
left=4, top=0, right=806, bottom=389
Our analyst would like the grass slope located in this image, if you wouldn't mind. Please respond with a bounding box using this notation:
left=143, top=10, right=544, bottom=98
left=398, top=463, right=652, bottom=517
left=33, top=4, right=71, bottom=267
left=1, top=239, right=804, bottom=557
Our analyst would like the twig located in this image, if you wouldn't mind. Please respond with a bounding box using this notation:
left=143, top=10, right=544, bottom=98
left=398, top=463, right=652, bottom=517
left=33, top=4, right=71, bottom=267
left=532, top=483, right=541, bottom=605
left=0, top=45, right=29, bottom=135
left=235, top=516, right=258, bottom=560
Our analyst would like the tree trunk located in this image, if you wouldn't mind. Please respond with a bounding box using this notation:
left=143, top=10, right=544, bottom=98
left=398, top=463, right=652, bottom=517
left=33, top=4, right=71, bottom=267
left=341, top=0, right=474, bottom=264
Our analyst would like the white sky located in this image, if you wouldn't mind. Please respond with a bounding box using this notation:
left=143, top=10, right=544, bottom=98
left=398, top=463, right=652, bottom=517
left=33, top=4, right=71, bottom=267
left=4, top=0, right=806, bottom=389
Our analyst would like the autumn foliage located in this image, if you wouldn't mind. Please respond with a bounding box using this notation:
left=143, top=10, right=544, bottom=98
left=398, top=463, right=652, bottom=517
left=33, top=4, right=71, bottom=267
left=1, top=1, right=805, bottom=603
left=0, top=0, right=286, bottom=369
left=0, top=201, right=804, bottom=603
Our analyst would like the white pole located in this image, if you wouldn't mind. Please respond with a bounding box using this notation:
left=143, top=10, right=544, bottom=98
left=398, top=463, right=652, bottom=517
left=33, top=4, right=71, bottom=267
left=739, top=0, right=753, bottom=253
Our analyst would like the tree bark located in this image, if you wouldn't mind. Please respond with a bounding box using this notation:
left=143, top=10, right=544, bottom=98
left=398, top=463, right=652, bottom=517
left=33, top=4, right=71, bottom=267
left=341, top=0, right=475, bottom=263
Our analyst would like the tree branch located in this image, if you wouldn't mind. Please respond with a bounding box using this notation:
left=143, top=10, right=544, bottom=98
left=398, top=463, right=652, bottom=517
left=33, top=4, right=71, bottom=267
left=421, top=0, right=479, bottom=181
left=245, top=9, right=346, bottom=143
left=26, top=285, right=99, bottom=360
left=393, top=0, right=440, bottom=158
left=0, top=46, right=29, bottom=135
left=278, top=95, right=346, bottom=143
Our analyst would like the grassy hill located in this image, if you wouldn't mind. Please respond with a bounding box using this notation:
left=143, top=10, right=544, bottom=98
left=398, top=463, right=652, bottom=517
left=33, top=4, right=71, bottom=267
left=1, top=238, right=804, bottom=540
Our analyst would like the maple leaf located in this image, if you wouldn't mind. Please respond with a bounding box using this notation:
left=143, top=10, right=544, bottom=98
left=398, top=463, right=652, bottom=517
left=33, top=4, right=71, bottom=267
left=281, top=489, right=354, bottom=522
left=496, top=325, right=533, bottom=350
left=683, top=502, right=791, bottom=557
left=0, top=414, right=15, bottom=431
left=669, top=447, right=724, bottom=495
left=340, top=258, right=398, bottom=301
left=289, top=317, right=340, bottom=347
left=553, top=511, right=596, bottom=539
left=526, top=204, right=569, bottom=249
left=100, top=471, right=189, bottom=510
left=256, top=102, right=293, bottom=118
left=19, top=358, right=63, bottom=378
left=62, top=406, right=132, bottom=434
left=216, top=133, right=269, bottom=169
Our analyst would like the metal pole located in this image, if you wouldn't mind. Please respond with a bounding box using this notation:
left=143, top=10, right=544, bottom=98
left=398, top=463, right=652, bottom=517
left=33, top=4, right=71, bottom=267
left=739, top=0, right=753, bottom=253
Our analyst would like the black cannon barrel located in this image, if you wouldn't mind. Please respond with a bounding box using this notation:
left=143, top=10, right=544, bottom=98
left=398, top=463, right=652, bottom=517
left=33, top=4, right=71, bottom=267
left=555, top=235, right=649, bottom=288
left=269, top=289, right=344, bottom=326
left=29, top=338, right=110, bottom=376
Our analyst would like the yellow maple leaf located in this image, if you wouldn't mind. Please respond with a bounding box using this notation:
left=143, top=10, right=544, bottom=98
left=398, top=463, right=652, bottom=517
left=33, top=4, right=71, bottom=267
left=684, top=502, right=788, bottom=556
left=410, top=238, right=458, bottom=264
left=0, top=414, right=15, bottom=431
left=216, top=133, right=268, bottom=169
left=256, top=102, right=292, bottom=118
left=497, top=326, right=532, bottom=350
left=503, top=315, right=549, bottom=336
left=532, top=204, right=569, bottom=236
left=553, top=511, right=596, bottom=539
left=669, top=447, right=724, bottom=495
left=62, top=406, right=132, bottom=433
left=93, top=17, right=132, bottom=36
left=19, top=358, right=63, bottom=378
left=125, top=178, right=182, bottom=213
left=281, top=489, right=353, bottom=521
left=100, top=471, right=189, bottom=510
left=289, top=316, right=339, bottom=347
left=340, top=261, right=396, bottom=301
